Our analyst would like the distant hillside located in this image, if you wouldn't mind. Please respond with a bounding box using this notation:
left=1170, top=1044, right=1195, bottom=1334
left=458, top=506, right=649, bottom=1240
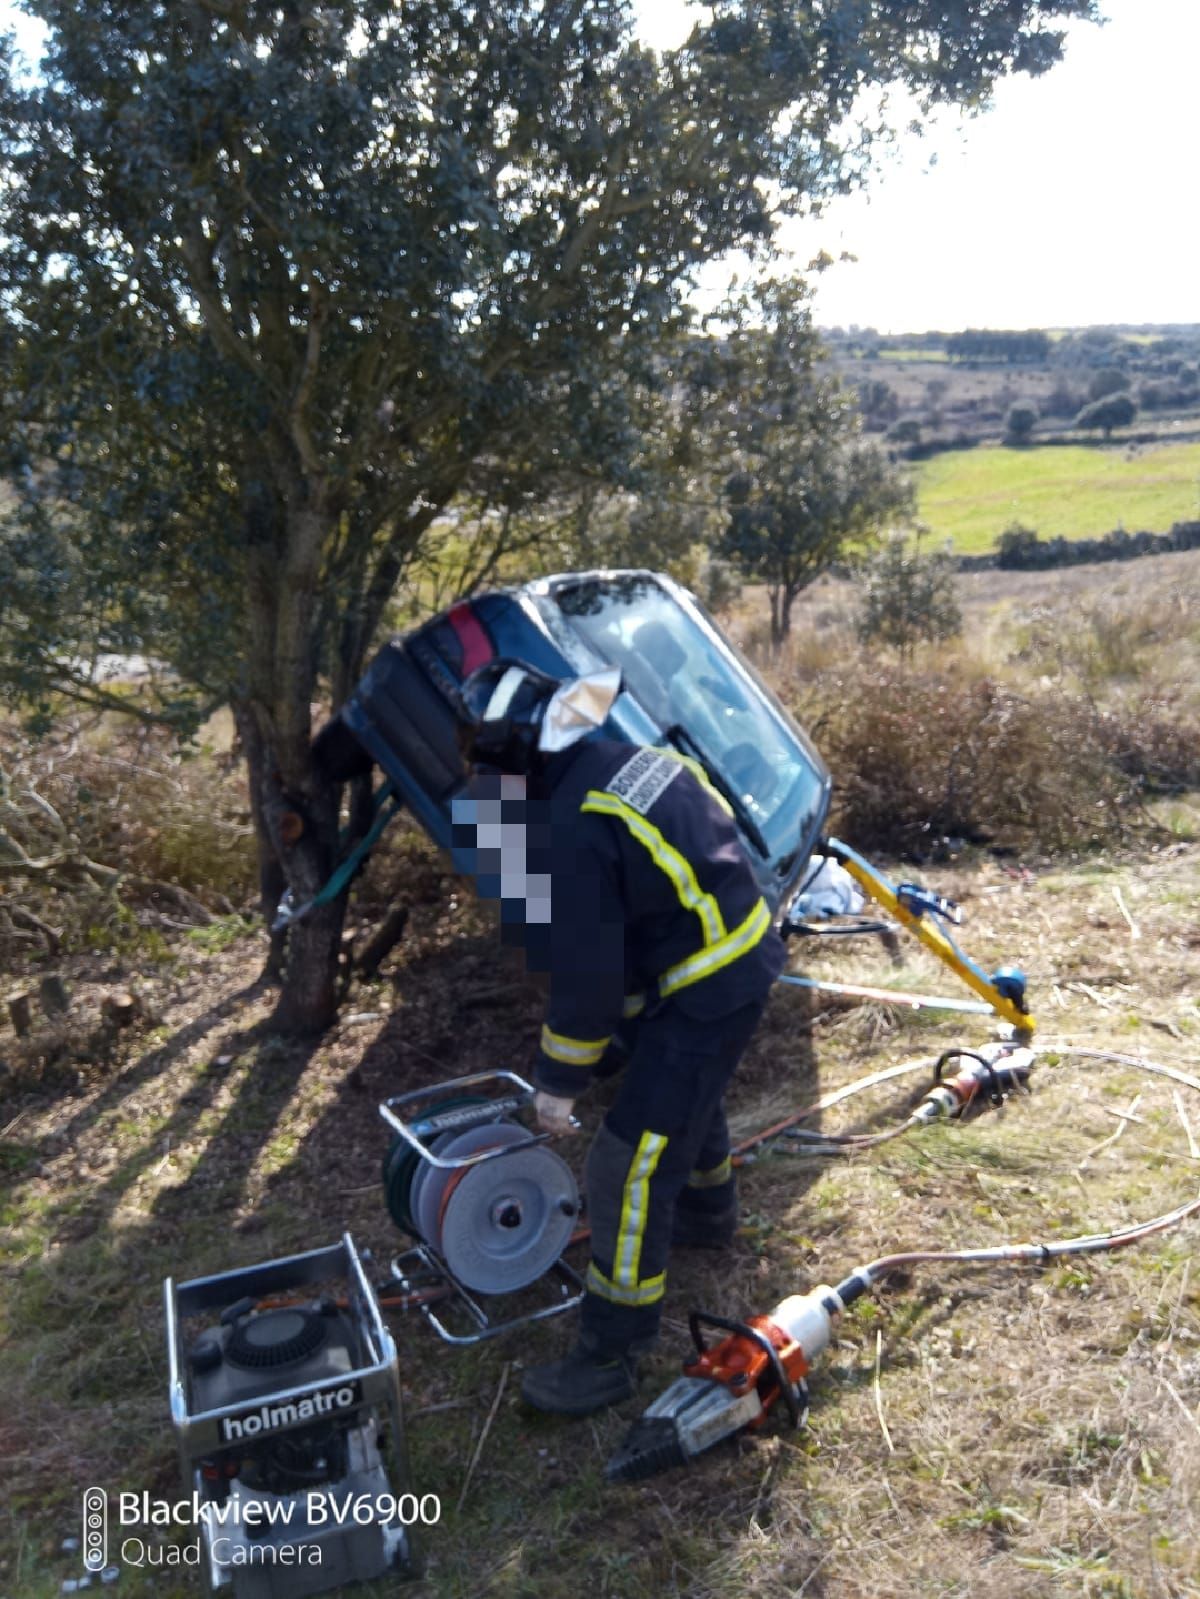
left=823, top=323, right=1200, bottom=457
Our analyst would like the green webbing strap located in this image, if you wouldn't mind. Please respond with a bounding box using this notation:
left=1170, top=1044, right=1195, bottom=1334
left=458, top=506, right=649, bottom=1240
left=310, top=781, right=403, bottom=909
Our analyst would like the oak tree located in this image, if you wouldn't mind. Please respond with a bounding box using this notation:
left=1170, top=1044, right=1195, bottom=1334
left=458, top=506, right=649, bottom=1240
left=0, top=0, right=1098, bottom=1030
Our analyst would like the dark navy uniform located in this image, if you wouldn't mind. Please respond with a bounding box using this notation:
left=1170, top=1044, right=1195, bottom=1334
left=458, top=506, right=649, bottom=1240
left=529, top=736, right=784, bottom=1354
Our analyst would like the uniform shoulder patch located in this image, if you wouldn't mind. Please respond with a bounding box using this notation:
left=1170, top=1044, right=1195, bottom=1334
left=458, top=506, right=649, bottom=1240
left=604, top=748, right=683, bottom=815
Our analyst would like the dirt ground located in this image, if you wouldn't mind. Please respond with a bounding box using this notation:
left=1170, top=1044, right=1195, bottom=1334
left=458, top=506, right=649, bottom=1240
left=3, top=820, right=1199, bottom=1599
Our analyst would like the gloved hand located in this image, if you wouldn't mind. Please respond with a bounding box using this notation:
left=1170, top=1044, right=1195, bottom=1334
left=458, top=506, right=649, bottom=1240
left=533, top=1090, right=577, bottom=1136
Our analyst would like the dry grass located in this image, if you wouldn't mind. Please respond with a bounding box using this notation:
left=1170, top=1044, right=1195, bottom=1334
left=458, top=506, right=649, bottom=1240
left=726, top=549, right=1200, bottom=857
left=0, top=709, right=257, bottom=973
left=3, top=833, right=1200, bottom=1598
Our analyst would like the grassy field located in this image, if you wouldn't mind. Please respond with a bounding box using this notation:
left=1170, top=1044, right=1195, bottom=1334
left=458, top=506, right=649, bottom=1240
left=873, top=348, right=950, bottom=363
left=3, top=842, right=1199, bottom=1599
left=913, top=440, right=1200, bottom=553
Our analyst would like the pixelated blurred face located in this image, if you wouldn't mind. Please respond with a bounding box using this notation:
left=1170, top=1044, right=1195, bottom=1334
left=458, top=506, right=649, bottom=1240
left=451, top=776, right=552, bottom=958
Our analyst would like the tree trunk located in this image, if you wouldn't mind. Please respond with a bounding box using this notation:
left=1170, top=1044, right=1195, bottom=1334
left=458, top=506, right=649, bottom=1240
left=272, top=888, right=347, bottom=1035
left=259, top=499, right=350, bottom=1036
left=234, top=700, right=288, bottom=980
left=778, top=583, right=797, bottom=640
left=768, top=585, right=783, bottom=647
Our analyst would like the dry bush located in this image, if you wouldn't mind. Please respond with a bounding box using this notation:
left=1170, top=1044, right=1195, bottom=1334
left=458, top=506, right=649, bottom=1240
left=1012, top=597, right=1186, bottom=690
left=789, top=661, right=1200, bottom=855
left=1092, top=691, right=1200, bottom=795
left=41, top=719, right=252, bottom=898
left=0, top=714, right=256, bottom=968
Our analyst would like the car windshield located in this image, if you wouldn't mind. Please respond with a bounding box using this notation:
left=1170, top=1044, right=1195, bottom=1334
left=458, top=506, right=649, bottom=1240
left=548, top=575, right=825, bottom=860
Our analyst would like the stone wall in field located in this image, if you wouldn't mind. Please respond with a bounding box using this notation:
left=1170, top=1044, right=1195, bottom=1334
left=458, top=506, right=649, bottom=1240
left=957, top=519, right=1200, bottom=572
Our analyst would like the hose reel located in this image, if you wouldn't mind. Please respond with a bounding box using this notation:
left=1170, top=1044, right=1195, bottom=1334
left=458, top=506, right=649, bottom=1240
left=379, top=1072, right=584, bottom=1341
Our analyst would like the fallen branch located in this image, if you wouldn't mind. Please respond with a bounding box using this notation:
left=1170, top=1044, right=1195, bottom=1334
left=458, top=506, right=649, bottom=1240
left=457, top=1363, right=510, bottom=1512
left=354, top=905, right=409, bottom=978
left=5, top=905, right=63, bottom=955
left=1111, top=886, right=1140, bottom=940
left=1079, top=1093, right=1142, bottom=1167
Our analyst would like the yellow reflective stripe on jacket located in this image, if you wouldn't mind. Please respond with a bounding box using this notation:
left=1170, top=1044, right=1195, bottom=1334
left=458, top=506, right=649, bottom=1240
left=622, top=992, right=646, bottom=1019
left=614, top=1129, right=667, bottom=1291
left=581, top=791, right=726, bottom=946
left=687, top=1155, right=733, bottom=1189
left=585, top=1262, right=666, bottom=1307
left=658, top=748, right=734, bottom=817
left=659, top=897, right=771, bottom=997
left=540, top=1024, right=611, bottom=1067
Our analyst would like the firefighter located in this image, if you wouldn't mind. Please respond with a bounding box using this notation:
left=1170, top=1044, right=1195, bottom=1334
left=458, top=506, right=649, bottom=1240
left=459, top=658, right=785, bottom=1416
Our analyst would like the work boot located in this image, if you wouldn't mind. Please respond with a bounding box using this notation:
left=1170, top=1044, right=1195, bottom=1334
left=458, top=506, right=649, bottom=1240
left=520, top=1342, right=639, bottom=1416
left=670, top=1196, right=739, bottom=1251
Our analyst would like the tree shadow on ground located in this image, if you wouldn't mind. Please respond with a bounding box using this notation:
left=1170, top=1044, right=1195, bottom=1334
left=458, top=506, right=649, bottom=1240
left=43, top=976, right=269, bottom=1151
left=11, top=975, right=325, bottom=1250
left=244, top=939, right=831, bottom=1597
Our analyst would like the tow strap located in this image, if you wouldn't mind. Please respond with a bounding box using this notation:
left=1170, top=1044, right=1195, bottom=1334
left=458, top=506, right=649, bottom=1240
left=272, top=781, right=403, bottom=931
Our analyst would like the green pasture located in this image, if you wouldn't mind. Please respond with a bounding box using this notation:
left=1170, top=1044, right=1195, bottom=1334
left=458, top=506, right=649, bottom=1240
left=914, top=439, right=1200, bottom=553
left=874, top=346, right=950, bottom=362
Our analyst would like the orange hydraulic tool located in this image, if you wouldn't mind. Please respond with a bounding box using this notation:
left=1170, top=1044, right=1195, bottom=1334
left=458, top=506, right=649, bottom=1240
left=606, top=1289, right=841, bottom=1482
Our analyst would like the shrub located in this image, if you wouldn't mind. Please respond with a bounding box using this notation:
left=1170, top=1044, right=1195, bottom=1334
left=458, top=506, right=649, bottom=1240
left=1042, top=380, right=1081, bottom=419
left=0, top=715, right=256, bottom=968
left=996, top=522, right=1040, bottom=567
left=1004, top=402, right=1038, bottom=444
left=695, top=556, right=743, bottom=614
left=789, top=661, right=1199, bottom=856
left=854, top=535, right=962, bottom=655
left=1087, top=366, right=1130, bottom=402
left=887, top=418, right=922, bottom=445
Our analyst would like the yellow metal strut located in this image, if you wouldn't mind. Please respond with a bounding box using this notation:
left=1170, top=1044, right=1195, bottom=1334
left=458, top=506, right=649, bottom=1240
left=823, top=837, right=1036, bottom=1038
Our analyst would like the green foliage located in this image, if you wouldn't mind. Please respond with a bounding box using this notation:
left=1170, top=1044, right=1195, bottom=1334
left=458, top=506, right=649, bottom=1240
left=689, top=280, right=913, bottom=642
left=186, top=914, right=258, bottom=954
left=1004, top=402, right=1038, bottom=444
left=1088, top=366, right=1132, bottom=402
left=854, top=535, right=962, bottom=655
left=1042, top=378, right=1083, bottom=418
left=857, top=378, right=900, bottom=423
left=945, top=329, right=1052, bottom=363
left=997, top=522, right=1042, bottom=567
left=695, top=557, right=744, bottom=614
left=1075, top=394, right=1138, bottom=438
left=888, top=418, right=923, bottom=445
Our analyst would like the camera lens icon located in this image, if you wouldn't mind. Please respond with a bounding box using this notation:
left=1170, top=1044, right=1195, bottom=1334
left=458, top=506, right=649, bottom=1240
left=82, top=1488, right=108, bottom=1572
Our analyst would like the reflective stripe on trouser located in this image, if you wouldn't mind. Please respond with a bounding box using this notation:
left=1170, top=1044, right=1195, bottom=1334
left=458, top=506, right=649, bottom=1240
left=583, top=1125, right=671, bottom=1316
left=687, top=1154, right=732, bottom=1190
left=580, top=998, right=768, bottom=1356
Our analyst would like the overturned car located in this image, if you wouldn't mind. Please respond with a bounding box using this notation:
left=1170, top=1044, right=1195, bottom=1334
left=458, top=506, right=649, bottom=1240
left=314, top=569, right=831, bottom=922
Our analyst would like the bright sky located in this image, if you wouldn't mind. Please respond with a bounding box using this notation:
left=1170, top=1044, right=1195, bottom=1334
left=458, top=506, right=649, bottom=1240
left=3, top=1, right=1195, bottom=335
left=636, top=0, right=1200, bottom=333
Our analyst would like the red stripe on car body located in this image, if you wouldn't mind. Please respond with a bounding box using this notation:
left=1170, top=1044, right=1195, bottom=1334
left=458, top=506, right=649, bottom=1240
left=447, top=603, right=493, bottom=674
